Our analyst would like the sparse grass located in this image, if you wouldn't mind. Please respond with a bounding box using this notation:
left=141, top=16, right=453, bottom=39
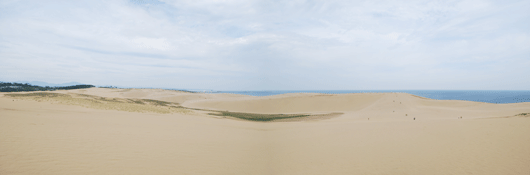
left=5, top=92, right=190, bottom=114
left=151, top=105, right=340, bottom=122
left=98, top=97, right=123, bottom=103
left=208, top=111, right=310, bottom=122
left=6, top=92, right=69, bottom=98
left=127, top=99, right=145, bottom=104
left=74, top=94, right=97, bottom=98
left=517, top=113, right=529, bottom=117
left=5, top=92, right=340, bottom=122
left=140, top=99, right=173, bottom=106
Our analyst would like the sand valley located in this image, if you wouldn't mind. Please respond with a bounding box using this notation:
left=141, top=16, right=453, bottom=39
left=1, top=88, right=529, bottom=175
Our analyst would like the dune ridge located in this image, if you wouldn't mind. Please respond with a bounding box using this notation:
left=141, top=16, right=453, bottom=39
left=1, top=87, right=530, bottom=175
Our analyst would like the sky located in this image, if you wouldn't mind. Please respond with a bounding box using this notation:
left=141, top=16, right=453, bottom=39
left=0, top=0, right=529, bottom=90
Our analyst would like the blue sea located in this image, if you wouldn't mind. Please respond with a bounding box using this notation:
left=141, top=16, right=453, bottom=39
left=206, top=90, right=530, bottom=104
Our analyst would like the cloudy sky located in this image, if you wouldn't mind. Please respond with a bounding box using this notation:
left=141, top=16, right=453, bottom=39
left=1, top=0, right=529, bottom=90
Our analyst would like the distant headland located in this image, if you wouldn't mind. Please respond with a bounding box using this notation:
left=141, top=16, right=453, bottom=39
left=0, top=81, right=95, bottom=92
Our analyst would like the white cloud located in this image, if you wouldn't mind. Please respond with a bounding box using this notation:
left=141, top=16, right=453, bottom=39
left=0, top=0, right=529, bottom=90
left=132, top=37, right=171, bottom=50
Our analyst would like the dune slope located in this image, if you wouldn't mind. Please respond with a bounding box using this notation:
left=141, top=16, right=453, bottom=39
left=1, top=88, right=529, bottom=175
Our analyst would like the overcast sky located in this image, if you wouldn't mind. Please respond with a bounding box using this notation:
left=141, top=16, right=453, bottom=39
left=1, top=0, right=529, bottom=90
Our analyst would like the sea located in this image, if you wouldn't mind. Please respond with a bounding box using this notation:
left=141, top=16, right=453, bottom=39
left=204, top=90, right=530, bottom=104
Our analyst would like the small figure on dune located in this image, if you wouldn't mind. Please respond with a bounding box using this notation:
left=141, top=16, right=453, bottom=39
left=413, top=117, right=415, bottom=120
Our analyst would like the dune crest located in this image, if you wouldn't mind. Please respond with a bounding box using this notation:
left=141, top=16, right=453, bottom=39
left=1, top=88, right=530, bottom=175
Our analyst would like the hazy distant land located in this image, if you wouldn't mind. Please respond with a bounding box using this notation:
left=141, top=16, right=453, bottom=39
left=0, top=82, right=95, bottom=92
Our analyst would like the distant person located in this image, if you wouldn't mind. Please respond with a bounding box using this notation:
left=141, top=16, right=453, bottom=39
left=413, top=117, right=415, bottom=120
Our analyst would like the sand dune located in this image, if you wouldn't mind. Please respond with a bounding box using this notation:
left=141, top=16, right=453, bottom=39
left=1, top=88, right=529, bottom=175
left=185, top=92, right=530, bottom=120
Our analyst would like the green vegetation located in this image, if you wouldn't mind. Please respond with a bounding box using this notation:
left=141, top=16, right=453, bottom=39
left=5, top=92, right=70, bottom=98
left=127, top=99, right=145, bottom=104
left=5, top=92, right=188, bottom=114
left=140, top=99, right=173, bottom=106
left=5, top=92, right=340, bottom=122
left=0, top=82, right=94, bottom=92
left=517, top=113, right=529, bottom=117
left=208, top=111, right=310, bottom=122
left=98, top=86, right=118, bottom=88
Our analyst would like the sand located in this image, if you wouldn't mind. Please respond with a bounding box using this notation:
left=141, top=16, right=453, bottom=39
left=1, top=88, right=529, bottom=175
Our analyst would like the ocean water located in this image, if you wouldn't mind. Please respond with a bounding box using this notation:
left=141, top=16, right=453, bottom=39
left=208, top=90, right=530, bottom=104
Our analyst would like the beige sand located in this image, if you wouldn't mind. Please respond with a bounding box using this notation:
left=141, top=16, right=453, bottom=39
left=1, top=88, right=529, bottom=175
